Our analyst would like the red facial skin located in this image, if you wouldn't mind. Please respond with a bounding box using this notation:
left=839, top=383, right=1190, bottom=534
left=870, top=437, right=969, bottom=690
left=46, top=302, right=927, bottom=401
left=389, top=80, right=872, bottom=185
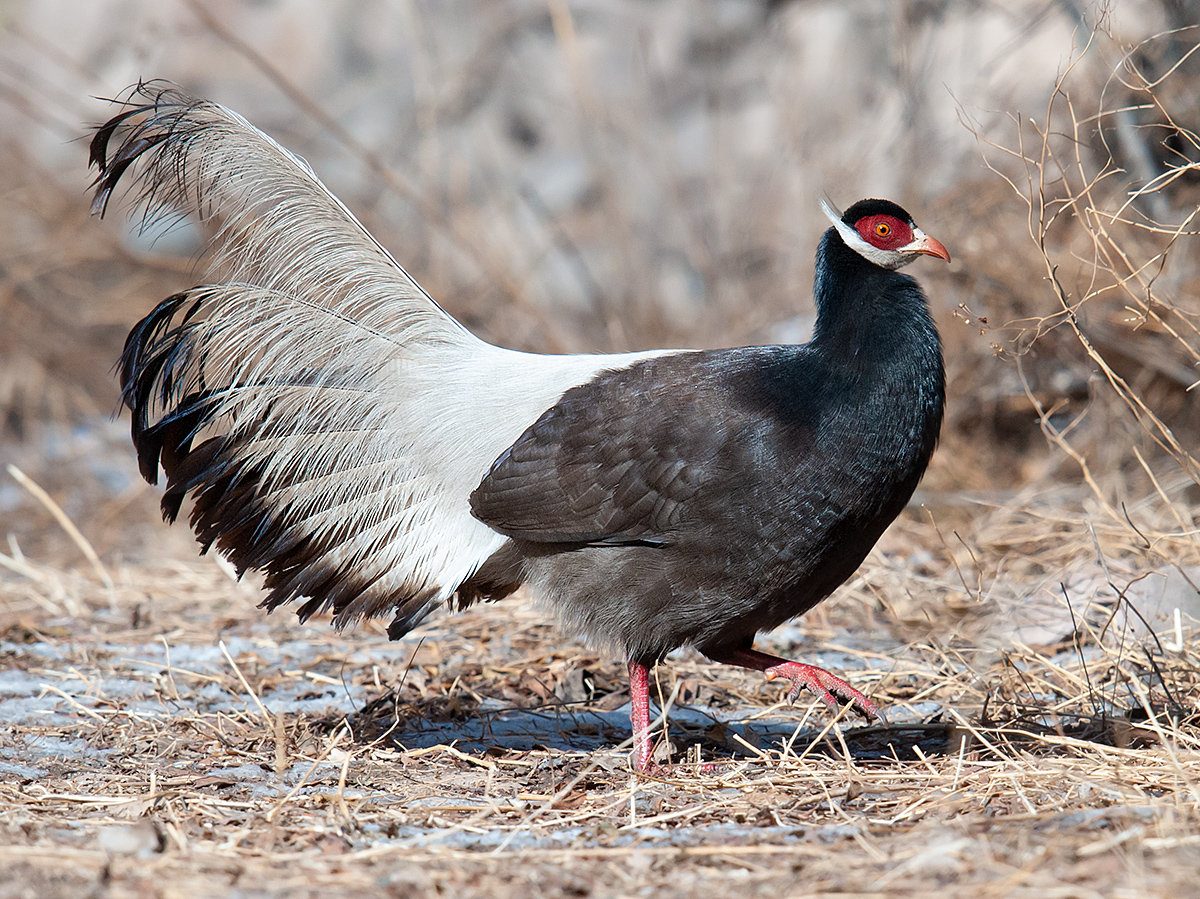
left=854, top=214, right=914, bottom=251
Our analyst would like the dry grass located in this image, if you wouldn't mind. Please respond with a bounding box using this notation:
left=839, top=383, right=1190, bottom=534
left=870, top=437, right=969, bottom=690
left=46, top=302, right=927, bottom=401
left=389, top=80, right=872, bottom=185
left=962, top=19, right=1200, bottom=491
left=2, top=478, right=1198, bottom=897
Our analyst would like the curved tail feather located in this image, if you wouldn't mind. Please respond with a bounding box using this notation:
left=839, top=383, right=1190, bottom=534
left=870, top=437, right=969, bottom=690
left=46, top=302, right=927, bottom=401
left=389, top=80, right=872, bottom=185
left=90, top=83, right=632, bottom=636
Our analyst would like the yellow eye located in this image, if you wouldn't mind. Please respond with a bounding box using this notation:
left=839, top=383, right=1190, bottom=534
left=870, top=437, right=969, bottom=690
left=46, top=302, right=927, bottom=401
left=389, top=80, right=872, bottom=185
left=875, top=222, right=891, bottom=237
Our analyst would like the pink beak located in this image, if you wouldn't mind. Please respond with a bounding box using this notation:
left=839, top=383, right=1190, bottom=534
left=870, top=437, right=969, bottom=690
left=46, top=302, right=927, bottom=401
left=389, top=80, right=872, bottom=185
left=912, top=235, right=951, bottom=263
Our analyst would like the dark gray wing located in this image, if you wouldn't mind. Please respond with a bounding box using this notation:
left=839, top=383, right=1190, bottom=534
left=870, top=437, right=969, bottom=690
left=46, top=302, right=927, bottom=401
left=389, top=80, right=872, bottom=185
left=468, top=352, right=748, bottom=547
left=469, top=349, right=813, bottom=546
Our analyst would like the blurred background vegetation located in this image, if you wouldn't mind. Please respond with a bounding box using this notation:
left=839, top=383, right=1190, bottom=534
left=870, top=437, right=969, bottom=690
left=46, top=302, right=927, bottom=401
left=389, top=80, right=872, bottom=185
left=1, top=0, right=1197, bottom=632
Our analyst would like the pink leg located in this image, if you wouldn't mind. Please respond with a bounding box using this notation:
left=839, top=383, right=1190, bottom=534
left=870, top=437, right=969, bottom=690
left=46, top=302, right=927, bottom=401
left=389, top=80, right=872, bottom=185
left=705, top=646, right=879, bottom=720
left=627, top=660, right=654, bottom=772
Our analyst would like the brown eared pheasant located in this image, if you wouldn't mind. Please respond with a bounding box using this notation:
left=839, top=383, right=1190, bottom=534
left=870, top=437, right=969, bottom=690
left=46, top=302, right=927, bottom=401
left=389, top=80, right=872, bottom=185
left=90, top=83, right=950, bottom=772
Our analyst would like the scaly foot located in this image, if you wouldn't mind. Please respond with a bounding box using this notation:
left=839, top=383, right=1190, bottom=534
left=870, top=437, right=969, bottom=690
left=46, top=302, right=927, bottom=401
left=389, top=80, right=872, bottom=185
left=763, top=660, right=878, bottom=720
left=703, top=645, right=880, bottom=722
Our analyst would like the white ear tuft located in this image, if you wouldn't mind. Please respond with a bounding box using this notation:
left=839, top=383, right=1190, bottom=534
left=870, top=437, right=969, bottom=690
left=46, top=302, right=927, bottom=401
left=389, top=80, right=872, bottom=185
left=818, top=197, right=917, bottom=271
left=820, top=197, right=881, bottom=261
left=819, top=197, right=843, bottom=228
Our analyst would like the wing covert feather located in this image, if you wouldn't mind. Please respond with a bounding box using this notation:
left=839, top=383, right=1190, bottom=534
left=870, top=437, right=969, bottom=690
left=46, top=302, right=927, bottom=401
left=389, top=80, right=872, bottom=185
left=471, top=352, right=764, bottom=545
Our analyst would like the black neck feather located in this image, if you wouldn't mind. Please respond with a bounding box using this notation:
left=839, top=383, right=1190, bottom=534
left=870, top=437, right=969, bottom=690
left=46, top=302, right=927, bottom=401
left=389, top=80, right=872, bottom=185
left=811, top=227, right=936, bottom=364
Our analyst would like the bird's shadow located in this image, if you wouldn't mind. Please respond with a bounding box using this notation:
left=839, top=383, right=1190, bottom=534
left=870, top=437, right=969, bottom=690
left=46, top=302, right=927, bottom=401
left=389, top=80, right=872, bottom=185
left=335, top=688, right=973, bottom=763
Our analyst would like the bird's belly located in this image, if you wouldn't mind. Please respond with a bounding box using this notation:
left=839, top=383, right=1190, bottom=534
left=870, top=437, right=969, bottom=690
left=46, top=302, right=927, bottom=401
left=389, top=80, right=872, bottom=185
left=520, top=452, right=920, bottom=663
left=519, top=523, right=872, bottom=664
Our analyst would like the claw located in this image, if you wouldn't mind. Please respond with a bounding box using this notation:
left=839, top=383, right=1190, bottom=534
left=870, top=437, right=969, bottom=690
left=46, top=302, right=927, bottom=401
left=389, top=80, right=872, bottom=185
left=764, top=661, right=878, bottom=720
